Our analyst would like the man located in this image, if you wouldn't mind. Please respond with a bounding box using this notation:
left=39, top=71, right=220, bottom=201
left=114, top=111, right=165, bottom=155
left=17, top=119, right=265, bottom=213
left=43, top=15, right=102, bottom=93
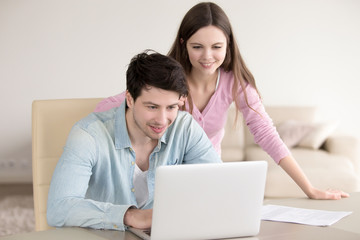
left=46, top=50, right=221, bottom=231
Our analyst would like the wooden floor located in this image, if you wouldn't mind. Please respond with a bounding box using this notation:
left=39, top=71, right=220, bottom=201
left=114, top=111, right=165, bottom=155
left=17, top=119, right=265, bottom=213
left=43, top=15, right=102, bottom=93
left=0, top=183, right=33, bottom=199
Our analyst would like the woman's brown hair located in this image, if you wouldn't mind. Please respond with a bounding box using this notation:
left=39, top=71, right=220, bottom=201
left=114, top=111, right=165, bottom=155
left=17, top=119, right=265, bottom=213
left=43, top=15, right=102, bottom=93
left=168, top=2, right=260, bottom=119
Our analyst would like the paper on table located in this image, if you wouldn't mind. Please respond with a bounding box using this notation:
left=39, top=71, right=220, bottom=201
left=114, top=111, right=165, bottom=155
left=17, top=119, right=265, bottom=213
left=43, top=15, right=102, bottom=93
left=261, top=204, right=352, bottom=227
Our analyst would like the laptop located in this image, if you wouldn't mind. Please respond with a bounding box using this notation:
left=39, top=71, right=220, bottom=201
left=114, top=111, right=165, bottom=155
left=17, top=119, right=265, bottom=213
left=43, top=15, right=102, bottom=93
left=128, top=161, right=267, bottom=240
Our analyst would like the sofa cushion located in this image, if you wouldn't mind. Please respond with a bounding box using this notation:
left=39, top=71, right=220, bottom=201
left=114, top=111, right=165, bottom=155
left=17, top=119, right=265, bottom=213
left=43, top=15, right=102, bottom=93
left=276, top=120, right=313, bottom=148
left=244, top=106, right=317, bottom=147
left=298, top=121, right=338, bottom=149
left=221, top=148, right=244, bottom=162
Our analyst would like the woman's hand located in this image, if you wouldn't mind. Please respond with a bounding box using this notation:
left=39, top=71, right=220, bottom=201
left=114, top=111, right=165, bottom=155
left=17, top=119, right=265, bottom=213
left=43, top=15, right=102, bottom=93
left=307, top=187, right=350, bottom=200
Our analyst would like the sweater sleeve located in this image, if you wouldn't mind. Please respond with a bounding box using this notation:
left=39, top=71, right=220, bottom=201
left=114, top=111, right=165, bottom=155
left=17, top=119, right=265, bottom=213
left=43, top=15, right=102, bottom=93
left=94, top=92, right=126, bottom=112
left=235, top=83, right=290, bottom=164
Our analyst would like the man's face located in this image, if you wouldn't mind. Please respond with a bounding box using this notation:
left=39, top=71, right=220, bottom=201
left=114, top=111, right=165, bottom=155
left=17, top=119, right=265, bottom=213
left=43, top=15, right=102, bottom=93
left=126, top=87, right=180, bottom=141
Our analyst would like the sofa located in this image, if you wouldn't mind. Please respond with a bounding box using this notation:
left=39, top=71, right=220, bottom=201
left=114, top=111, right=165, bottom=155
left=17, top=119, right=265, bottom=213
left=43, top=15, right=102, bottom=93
left=221, top=105, right=360, bottom=198
left=32, top=99, right=359, bottom=231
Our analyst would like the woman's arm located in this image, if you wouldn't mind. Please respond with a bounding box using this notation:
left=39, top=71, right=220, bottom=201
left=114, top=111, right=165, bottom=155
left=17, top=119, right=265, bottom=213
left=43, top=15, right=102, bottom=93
left=279, top=155, right=349, bottom=199
left=236, top=83, right=349, bottom=200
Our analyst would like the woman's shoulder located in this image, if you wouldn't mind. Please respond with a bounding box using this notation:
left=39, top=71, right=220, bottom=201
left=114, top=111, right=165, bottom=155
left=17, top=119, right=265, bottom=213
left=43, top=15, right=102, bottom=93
left=94, top=92, right=126, bottom=112
left=219, top=68, right=255, bottom=91
left=219, top=68, right=234, bottom=80
left=218, top=68, right=236, bottom=91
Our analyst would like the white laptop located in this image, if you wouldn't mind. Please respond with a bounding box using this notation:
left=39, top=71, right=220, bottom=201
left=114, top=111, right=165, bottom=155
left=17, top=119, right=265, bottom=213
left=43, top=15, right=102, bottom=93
left=128, top=161, right=267, bottom=240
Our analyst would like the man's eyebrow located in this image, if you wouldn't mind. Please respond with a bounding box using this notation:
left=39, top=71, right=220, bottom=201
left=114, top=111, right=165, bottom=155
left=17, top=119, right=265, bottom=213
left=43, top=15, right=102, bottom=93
left=143, top=101, right=179, bottom=107
left=168, top=103, right=179, bottom=107
left=142, top=101, right=158, bottom=106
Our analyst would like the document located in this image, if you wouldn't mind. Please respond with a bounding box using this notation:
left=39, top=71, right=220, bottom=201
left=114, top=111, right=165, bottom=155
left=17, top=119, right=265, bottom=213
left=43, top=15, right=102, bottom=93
left=261, top=204, right=352, bottom=226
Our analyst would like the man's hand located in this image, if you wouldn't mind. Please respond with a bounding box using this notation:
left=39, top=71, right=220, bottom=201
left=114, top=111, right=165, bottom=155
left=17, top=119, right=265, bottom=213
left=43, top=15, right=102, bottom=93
left=124, top=208, right=152, bottom=229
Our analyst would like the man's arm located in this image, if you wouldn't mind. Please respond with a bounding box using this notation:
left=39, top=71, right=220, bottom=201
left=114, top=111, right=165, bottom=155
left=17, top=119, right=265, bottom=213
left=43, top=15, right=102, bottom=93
left=46, top=124, right=132, bottom=231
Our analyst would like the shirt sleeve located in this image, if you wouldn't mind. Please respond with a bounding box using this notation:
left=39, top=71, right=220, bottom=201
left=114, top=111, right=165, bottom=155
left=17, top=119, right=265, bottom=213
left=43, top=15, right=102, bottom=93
left=235, top=83, right=291, bottom=164
left=94, top=92, right=126, bottom=112
left=46, top=124, right=133, bottom=231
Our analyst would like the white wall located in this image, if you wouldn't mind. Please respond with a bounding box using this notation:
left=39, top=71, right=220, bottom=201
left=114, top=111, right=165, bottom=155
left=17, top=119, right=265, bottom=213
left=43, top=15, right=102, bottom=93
left=1, top=0, right=360, bottom=180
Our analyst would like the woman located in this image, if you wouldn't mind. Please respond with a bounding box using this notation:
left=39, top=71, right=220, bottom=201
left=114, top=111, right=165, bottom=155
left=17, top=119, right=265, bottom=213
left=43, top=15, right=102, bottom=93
left=95, top=2, right=348, bottom=200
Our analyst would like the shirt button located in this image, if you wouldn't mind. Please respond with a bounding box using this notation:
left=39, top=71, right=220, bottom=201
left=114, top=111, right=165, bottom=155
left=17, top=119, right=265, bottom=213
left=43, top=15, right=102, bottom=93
left=131, top=188, right=135, bottom=192
left=113, top=224, right=118, bottom=229
left=131, top=161, right=135, bottom=165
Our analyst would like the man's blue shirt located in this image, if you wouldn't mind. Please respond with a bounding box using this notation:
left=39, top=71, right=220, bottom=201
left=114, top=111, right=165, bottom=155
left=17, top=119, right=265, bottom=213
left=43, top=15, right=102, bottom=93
left=47, top=101, right=221, bottom=231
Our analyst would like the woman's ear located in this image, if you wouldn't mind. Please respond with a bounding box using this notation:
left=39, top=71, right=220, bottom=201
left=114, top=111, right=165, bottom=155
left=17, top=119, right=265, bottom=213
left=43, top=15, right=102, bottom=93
left=180, top=38, right=184, bottom=44
left=125, top=91, right=134, bottom=108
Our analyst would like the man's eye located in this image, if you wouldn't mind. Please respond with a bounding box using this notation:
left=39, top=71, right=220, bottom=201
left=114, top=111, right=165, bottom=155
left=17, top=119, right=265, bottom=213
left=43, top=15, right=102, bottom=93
left=147, top=106, right=157, bottom=110
left=167, top=106, right=178, bottom=110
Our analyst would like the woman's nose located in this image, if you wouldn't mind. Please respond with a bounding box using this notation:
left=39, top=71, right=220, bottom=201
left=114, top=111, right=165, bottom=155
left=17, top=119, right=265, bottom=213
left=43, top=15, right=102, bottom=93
left=202, top=48, right=212, bottom=60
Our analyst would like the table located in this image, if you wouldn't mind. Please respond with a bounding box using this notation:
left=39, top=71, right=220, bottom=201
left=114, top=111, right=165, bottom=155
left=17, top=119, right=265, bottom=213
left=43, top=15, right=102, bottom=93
left=262, top=191, right=360, bottom=236
left=257, top=191, right=360, bottom=239
left=3, top=192, right=360, bottom=240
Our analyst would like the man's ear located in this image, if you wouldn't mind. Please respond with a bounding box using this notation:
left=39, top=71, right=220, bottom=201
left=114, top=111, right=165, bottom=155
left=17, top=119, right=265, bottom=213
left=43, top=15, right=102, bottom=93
left=125, top=91, right=134, bottom=108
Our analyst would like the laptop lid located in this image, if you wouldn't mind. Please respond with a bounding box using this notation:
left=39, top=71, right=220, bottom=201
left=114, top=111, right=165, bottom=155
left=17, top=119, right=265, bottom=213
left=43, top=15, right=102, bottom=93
left=149, top=161, right=267, bottom=240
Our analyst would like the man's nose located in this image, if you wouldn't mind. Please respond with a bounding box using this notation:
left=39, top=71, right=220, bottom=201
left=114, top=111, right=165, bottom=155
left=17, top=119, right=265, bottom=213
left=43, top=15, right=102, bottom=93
left=155, top=109, right=167, bottom=125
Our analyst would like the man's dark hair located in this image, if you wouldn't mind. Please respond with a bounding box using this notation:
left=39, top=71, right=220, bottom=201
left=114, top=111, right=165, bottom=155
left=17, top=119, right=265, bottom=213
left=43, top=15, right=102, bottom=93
left=126, top=50, right=188, bottom=102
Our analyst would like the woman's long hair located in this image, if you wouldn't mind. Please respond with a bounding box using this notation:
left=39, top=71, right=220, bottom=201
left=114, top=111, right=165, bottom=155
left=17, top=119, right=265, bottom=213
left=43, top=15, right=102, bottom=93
left=168, top=2, right=260, bottom=119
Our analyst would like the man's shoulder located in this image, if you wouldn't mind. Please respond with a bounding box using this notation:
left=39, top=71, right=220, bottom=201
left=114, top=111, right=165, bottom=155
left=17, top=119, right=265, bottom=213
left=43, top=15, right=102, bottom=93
left=76, top=108, right=118, bottom=130
left=169, top=110, right=199, bottom=133
left=175, top=110, right=193, bottom=123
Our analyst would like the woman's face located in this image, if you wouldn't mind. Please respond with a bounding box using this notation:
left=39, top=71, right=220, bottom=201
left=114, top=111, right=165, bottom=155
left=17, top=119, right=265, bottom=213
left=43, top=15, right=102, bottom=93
left=186, top=25, right=227, bottom=76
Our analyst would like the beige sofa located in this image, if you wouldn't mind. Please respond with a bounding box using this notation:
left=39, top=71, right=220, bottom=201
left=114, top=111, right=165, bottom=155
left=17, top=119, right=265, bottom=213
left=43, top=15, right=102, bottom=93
left=221, top=105, right=360, bottom=198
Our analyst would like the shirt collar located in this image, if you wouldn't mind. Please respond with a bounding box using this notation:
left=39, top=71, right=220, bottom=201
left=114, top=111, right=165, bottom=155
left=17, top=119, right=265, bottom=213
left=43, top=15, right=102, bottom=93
left=114, top=101, right=168, bottom=149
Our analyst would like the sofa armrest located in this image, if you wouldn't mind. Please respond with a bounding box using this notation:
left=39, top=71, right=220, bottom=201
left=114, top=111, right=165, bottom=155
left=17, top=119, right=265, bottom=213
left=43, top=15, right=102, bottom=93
left=323, top=135, right=360, bottom=175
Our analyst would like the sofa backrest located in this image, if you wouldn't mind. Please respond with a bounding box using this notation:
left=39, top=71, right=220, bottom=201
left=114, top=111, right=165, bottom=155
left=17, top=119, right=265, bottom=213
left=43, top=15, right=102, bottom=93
left=221, top=104, right=245, bottom=162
